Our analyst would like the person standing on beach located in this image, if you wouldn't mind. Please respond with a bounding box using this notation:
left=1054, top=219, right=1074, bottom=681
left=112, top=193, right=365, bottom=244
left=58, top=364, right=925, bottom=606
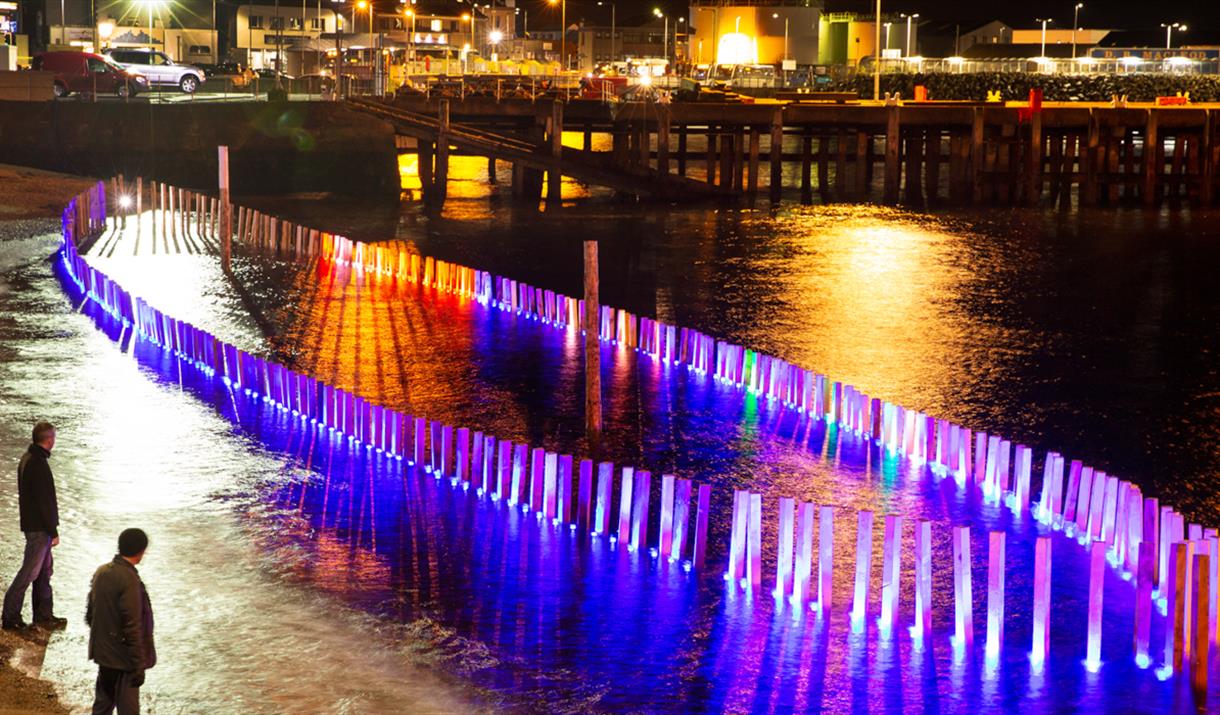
left=87, top=528, right=156, bottom=715
left=2, top=421, right=66, bottom=631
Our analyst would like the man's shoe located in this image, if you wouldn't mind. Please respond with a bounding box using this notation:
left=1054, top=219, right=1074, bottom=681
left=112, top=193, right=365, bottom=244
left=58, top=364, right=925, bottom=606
left=1, top=619, right=31, bottom=631
left=33, top=616, right=67, bottom=631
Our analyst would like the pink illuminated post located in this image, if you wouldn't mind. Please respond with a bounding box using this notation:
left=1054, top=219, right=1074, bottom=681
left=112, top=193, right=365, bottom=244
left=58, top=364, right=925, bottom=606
left=482, top=436, right=496, bottom=494
left=529, top=448, right=546, bottom=512
left=747, top=493, right=763, bottom=589
left=985, top=531, right=1006, bottom=662
left=693, top=484, right=711, bottom=569
left=974, top=432, right=988, bottom=485
left=1031, top=535, right=1051, bottom=665
left=455, top=427, right=469, bottom=482
left=556, top=454, right=573, bottom=523
left=1135, top=541, right=1154, bottom=667
left=880, top=514, right=902, bottom=633
left=952, top=525, right=973, bottom=649
left=775, top=497, right=796, bottom=598
left=659, top=474, right=676, bottom=558
left=1125, top=491, right=1143, bottom=574
left=543, top=452, right=558, bottom=521
left=1036, top=451, right=1059, bottom=522
left=413, top=417, right=426, bottom=467
left=1062, top=460, right=1082, bottom=527
left=1074, top=467, right=1094, bottom=535
left=852, top=510, right=874, bottom=626
left=913, top=520, right=932, bottom=640
left=1086, top=472, right=1107, bottom=541
left=510, top=444, right=527, bottom=506
left=727, top=490, right=747, bottom=582
left=818, top=505, right=834, bottom=615
left=1100, top=477, right=1118, bottom=546
left=983, top=435, right=999, bottom=494
left=593, top=461, right=613, bottom=535
left=1086, top=539, right=1105, bottom=670
left=671, top=478, right=692, bottom=561
left=792, top=503, right=815, bottom=606
left=630, top=471, right=651, bottom=552
left=577, top=459, right=594, bottom=531
left=617, top=467, right=635, bottom=544
left=1049, top=455, right=1065, bottom=523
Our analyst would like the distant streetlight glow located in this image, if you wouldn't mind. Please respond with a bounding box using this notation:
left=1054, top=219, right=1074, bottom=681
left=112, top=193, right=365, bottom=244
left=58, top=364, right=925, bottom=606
left=1161, top=22, right=1186, bottom=49
left=1035, top=18, right=1052, bottom=59
left=1071, top=3, right=1083, bottom=59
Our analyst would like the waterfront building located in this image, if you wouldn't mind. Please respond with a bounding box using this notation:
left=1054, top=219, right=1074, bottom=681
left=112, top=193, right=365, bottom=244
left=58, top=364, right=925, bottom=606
left=687, top=0, right=820, bottom=67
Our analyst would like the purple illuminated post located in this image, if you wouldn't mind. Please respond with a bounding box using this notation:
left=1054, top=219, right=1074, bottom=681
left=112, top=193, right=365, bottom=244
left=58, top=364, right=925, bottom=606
left=440, top=424, right=452, bottom=478
left=671, top=478, right=692, bottom=562
left=1125, top=491, right=1143, bottom=574
left=1062, top=460, right=1082, bottom=528
left=985, top=531, right=1006, bottom=663
left=1074, top=467, right=1094, bottom=535
left=509, top=444, right=527, bottom=506
left=792, top=502, right=815, bottom=606
left=1031, top=535, right=1051, bottom=665
left=952, top=525, right=973, bottom=649
left=1100, top=477, right=1118, bottom=546
left=577, top=459, right=594, bottom=531
left=630, top=471, right=651, bottom=553
left=593, top=462, right=613, bottom=535
left=693, top=484, right=711, bottom=569
left=880, top=514, right=901, bottom=633
left=413, top=417, right=425, bottom=467
left=496, top=440, right=512, bottom=500
left=818, top=505, right=834, bottom=615
left=984, top=435, right=1000, bottom=497
left=746, top=493, right=763, bottom=590
left=471, top=431, right=484, bottom=486
left=775, top=497, right=795, bottom=599
left=617, top=467, right=635, bottom=545
left=659, top=474, right=676, bottom=558
left=556, top=454, right=573, bottom=523
left=529, top=448, right=545, bottom=512
left=1086, top=472, right=1107, bottom=541
left=852, top=510, right=874, bottom=626
left=1134, top=541, right=1154, bottom=667
left=1049, top=455, right=1065, bottom=523
left=543, top=452, right=558, bottom=521
left=1013, top=445, right=1032, bottom=514
left=455, top=427, right=469, bottom=482
left=973, top=432, right=987, bottom=485
left=1158, top=506, right=1174, bottom=595
left=909, top=520, right=931, bottom=640
left=1085, top=539, right=1105, bottom=671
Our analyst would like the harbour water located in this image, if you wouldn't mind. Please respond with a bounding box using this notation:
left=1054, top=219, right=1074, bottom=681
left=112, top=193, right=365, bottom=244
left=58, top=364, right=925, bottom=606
left=4, top=156, right=1220, bottom=712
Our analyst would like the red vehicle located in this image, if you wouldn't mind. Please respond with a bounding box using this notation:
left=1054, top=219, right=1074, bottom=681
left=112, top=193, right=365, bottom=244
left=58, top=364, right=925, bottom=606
left=580, top=75, right=628, bottom=100
left=32, top=51, right=149, bottom=99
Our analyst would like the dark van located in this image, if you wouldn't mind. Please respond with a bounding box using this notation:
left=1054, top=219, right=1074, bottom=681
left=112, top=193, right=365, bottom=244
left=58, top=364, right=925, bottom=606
left=31, top=51, right=148, bottom=99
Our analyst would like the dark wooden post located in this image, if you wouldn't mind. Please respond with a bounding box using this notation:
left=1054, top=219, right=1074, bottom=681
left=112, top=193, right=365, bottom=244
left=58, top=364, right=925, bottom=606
left=418, top=141, right=434, bottom=199
left=678, top=124, right=688, bottom=177
left=219, top=146, right=232, bottom=272
left=970, top=108, right=985, bottom=205
left=1083, top=109, right=1099, bottom=207
left=800, top=132, right=813, bottom=204
left=1027, top=112, right=1042, bottom=206
left=1143, top=108, right=1159, bottom=207
left=884, top=105, right=901, bottom=203
left=583, top=240, right=602, bottom=446
left=487, top=157, right=497, bottom=184
left=1203, top=111, right=1214, bottom=207
left=436, top=100, right=451, bottom=206
left=769, top=108, right=783, bottom=203
left=747, top=127, right=760, bottom=197
left=548, top=100, right=564, bottom=202
left=658, top=112, right=671, bottom=177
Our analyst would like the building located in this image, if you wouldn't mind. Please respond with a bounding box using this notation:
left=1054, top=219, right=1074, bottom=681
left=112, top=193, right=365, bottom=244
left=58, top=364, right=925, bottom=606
left=23, top=0, right=218, bottom=62
left=688, top=0, right=821, bottom=67
left=572, top=13, right=681, bottom=72
left=233, top=3, right=337, bottom=72
left=817, top=11, right=916, bottom=66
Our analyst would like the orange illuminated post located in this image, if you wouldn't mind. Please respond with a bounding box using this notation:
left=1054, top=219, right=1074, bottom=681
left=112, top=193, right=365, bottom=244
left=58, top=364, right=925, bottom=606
left=218, top=145, right=231, bottom=272
left=583, top=240, right=601, bottom=445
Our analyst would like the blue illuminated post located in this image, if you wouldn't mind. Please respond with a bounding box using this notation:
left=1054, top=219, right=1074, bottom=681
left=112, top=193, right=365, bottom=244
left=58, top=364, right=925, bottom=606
left=852, top=510, right=874, bottom=627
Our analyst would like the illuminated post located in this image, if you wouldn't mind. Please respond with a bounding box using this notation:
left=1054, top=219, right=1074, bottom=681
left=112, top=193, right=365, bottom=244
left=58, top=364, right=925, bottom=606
left=880, top=514, right=901, bottom=633
left=852, top=510, right=874, bottom=627
left=985, top=531, right=1006, bottom=662
left=747, top=493, right=763, bottom=589
left=543, top=451, right=558, bottom=520
left=218, top=146, right=232, bottom=272
left=630, top=471, right=650, bottom=552
left=818, top=505, right=834, bottom=615
left=440, top=424, right=453, bottom=477
left=1135, top=540, right=1154, bottom=667
left=693, top=484, right=711, bottom=569
left=1165, top=542, right=1190, bottom=674
left=659, top=474, right=676, bottom=558
left=617, top=466, right=634, bottom=544
left=576, top=458, right=594, bottom=530
left=1062, top=460, right=1082, bottom=528
left=913, top=519, right=932, bottom=640
left=871, top=0, right=881, bottom=100
left=775, top=497, right=795, bottom=598
left=792, top=502, right=815, bottom=606
left=952, top=525, right=973, bottom=649
left=510, top=443, right=527, bottom=506
left=1086, top=471, right=1107, bottom=541
left=1073, top=467, right=1094, bottom=535
left=495, top=440, right=512, bottom=500
left=455, top=427, right=469, bottom=482
left=1031, top=535, right=1052, bottom=665
left=671, top=478, right=692, bottom=561
left=1085, top=539, right=1106, bottom=670
left=593, top=461, right=613, bottom=535
left=1013, top=445, right=1032, bottom=514
left=413, top=416, right=425, bottom=466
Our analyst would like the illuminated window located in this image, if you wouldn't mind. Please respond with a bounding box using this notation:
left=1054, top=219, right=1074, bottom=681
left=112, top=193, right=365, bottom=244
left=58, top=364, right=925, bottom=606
left=249, top=14, right=264, bottom=29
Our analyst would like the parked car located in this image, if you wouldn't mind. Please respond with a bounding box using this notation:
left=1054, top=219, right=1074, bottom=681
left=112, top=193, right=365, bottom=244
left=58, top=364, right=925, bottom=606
left=32, top=51, right=148, bottom=98
left=105, top=48, right=205, bottom=93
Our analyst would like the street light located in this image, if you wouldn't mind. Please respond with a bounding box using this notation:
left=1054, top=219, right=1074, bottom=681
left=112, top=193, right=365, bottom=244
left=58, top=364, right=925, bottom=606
left=1071, top=3, right=1082, bottom=59
left=653, top=8, right=667, bottom=66
left=1036, top=17, right=1052, bottom=59
left=900, top=12, right=917, bottom=58
left=488, top=28, right=501, bottom=60
left=884, top=21, right=891, bottom=49
left=357, top=0, right=372, bottom=34
left=547, top=0, right=565, bottom=69
left=1161, top=22, right=1186, bottom=50
left=404, top=7, right=415, bottom=64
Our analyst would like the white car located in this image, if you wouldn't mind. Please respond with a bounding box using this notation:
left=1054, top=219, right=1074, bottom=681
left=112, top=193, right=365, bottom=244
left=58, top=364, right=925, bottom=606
left=105, top=48, right=205, bottom=93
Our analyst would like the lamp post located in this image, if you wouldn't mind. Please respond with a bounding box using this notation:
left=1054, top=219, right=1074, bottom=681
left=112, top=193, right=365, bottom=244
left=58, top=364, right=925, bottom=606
left=884, top=21, right=891, bottom=49
left=405, top=8, right=414, bottom=65
left=1036, top=17, right=1052, bottom=58
left=1071, top=2, right=1082, bottom=59
left=461, top=11, right=471, bottom=70
left=1161, top=22, right=1185, bottom=50
left=871, top=0, right=881, bottom=100
left=654, top=8, right=667, bottom=66
left=901, top=12, right=917, bottom=58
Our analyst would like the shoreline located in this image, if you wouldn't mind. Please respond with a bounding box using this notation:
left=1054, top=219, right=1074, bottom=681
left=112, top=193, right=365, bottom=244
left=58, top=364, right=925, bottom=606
left=0, top=163, right=94, bottom=715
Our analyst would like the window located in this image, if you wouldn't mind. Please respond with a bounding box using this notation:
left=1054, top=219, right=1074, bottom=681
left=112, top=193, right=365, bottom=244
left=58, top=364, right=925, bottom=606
left=269, top=17, right=283, bottom=30
left=311, top=17, right=324, bottom=30
left=188, top=45, right=210, bottom=55
left=288, top=17, right=302, bottom=30
left=87, top=57, right=108, bottom=73
left=249, top=14, right=264, bottom=29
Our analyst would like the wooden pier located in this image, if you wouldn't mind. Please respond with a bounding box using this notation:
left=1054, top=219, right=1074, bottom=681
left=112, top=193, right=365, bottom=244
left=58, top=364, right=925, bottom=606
left=353, top=96, right=1220, bottom=209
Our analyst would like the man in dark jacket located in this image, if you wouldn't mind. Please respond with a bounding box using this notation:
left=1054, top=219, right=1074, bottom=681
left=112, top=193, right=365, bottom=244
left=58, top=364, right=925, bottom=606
left=2, top=421, right=66, bottom=631
left=87, top=528, right=155, bottom=715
